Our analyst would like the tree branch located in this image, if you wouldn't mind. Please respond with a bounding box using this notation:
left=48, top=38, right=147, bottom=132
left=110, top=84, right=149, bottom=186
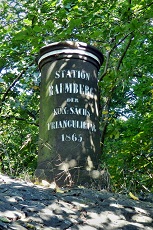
left=138, top=2, right=153, bottom=12
left=99, top=32, right=133, bottom=81
left=0, top=62, right=34, bottom=114
left=1, top=115, right=39, bottom=126
left=116, top=34, right=134, bottom=71
left=100, top=97, right=112, bottom=149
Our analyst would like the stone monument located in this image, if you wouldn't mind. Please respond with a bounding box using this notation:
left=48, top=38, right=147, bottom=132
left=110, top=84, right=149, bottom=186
left=35, top=41, right=104, bottom=186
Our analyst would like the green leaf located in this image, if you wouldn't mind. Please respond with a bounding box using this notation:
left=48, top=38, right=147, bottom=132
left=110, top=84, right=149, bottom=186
left=23, top=19, right=32, bottom=26
left=0, top=216, right=11, bottom=223
left=15, top=31, right=27, bottom=41
left=33, top=25, right=42, bottom=33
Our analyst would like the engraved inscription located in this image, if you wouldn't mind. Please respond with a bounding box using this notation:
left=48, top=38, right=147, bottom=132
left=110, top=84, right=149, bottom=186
left=47, top=120, right=96, bottom=132
left=49, top=83, right=96, bottom=97
left=47, top=70, right=97, bottom=142
left=55, top=70, right=90, bottom=80
left=61, top=133, right=83, bottom=142
left=53, top=107, right=90, bottom=116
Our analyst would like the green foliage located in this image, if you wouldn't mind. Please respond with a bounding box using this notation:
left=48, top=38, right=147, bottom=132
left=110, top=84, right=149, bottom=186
left=0, top=0, right=153, bottom=193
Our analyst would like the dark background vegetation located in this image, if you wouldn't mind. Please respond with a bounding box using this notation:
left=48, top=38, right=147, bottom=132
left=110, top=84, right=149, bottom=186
left=0, top=0, right=153, bottom=194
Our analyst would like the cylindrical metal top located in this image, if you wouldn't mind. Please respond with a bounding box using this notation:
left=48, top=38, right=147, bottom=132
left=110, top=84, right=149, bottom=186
left=38, top=41, right=104, bottom=70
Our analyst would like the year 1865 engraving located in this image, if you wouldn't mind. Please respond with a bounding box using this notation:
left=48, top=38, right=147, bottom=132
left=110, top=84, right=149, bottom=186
left=61, top=133, right=83, bottom=142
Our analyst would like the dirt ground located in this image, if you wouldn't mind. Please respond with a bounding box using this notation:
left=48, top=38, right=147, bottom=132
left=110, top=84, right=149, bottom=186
left=0, top=174, right=153, bottom=230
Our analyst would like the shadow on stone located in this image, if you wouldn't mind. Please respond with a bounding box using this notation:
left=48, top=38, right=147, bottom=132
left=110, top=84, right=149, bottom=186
left=0, top=174, right=153, bottom=230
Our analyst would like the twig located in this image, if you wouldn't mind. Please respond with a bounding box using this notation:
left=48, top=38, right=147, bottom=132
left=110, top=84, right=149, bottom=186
left=1, top=115, right=39, bottom=126
left=116, top=33, right=134, bottom=71
left=138, top=2, right=153, bottom=12
left=99, top=32, right=133, bottom=81
left=0, top=62, right=34, bottom=113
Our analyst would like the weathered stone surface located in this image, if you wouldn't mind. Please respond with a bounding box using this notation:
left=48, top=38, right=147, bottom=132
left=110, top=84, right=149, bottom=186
left=0, top=174, right=153, bottom=229
left=0, top=221, right=8, bottom=230
left=36, top=42, right=104, bottom=187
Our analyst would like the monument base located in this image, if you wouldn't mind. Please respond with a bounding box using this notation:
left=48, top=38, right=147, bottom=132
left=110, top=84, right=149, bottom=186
left=34, top=167, right=102, bottom=188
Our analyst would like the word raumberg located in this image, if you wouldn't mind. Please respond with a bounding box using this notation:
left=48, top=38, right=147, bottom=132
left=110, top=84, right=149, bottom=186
left=49, top=83, right=96, bottom=97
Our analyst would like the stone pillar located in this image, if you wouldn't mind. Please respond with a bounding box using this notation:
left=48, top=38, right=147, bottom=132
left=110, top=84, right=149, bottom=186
left=35, top=41, right=104, bottom=187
